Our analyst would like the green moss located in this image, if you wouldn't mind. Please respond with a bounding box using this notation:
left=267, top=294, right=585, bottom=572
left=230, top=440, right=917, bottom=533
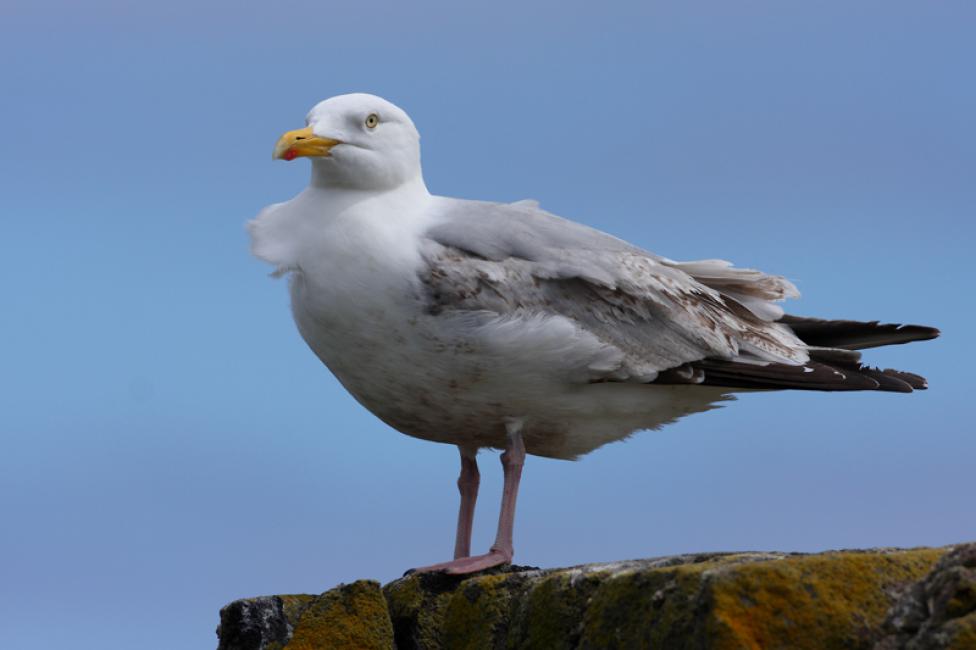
left=385, top=572, right=457, bottom=649
left=385, top=569, right=540, bottom=648
left=440, top=574, right=513, bottom=649
left=509, top=571, right=601, bottom=649
left=578, top=560, right=721, bottom=649
left=946, top=613, right=976, bottom=650
left=385, top=575, right=423, bottom=615
left=278, top=594, right=317, bottom=629
left=515, top=576, right=575, bottom=649
left=286, top=580, right=393, bottom=650
left=945, top=572, right=976, bottom=619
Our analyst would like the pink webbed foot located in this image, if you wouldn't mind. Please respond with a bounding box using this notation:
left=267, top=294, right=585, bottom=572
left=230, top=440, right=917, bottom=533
left=409, top=547, right=513, bottom=576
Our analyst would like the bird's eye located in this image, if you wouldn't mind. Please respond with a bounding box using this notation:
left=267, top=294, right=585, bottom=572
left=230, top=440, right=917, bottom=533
left=365, top=113, right=380, bottom=129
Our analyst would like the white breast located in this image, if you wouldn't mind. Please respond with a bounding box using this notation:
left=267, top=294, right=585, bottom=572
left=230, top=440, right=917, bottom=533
left=252, top=185, right=469, bottom=427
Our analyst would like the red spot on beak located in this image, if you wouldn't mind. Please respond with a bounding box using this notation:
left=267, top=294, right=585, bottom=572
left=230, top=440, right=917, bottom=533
left=283, top=149, right=298, bottom=161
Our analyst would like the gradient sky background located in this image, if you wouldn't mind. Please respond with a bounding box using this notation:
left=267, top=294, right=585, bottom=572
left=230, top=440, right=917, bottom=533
left=1, top=1, right=973, bottom=648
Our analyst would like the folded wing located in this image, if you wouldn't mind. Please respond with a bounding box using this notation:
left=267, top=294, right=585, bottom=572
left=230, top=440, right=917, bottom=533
left=421, top=198, right=938, bottom=393
left=421, top=199, right=809, bottom=383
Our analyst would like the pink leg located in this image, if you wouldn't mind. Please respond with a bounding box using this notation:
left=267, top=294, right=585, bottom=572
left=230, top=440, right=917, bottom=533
left=412, top=420, right=527, bottom=575
left=487, top=424, right=525, bottom=561
left=453, top=447, right=480, bottom=560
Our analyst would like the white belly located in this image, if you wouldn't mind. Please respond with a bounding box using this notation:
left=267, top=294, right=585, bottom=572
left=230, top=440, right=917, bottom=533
left=290, top=268, right=519, bottom=442
left=289, top=268, right=734, bottom=461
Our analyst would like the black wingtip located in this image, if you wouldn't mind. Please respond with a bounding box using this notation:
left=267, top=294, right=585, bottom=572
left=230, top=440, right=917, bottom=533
left=780, top=315, right=941, bottom=350
left=888, top=323, right=941, bottom=343
left=909, top=325, right=941, bottom=341
left=881, top=368, right=929, bottom=390
left=860, top=368, right=914, bottom=393
left=656, top=358, right=931, bottom=393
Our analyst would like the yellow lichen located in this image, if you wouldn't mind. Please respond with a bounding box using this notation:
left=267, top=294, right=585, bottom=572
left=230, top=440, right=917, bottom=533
left=706, top=549, right=943, bottom=650
left=286, top=580, right=393, bottom=650
left=570, top=550, right=944, bottom=649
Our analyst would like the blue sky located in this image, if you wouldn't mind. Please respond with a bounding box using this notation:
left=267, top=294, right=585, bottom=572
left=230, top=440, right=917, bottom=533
left=1, top=1, right=973, bottom=648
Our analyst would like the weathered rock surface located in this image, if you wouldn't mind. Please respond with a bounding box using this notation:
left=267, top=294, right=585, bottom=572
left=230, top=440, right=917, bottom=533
left=876, top=543, right=976, bottom=649
left=217, top=544, right=976, bottom=650
left=216, top=580, right=393, bottom=650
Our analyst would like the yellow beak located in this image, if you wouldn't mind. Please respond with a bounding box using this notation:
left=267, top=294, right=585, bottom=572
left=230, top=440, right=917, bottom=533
left=272, top=126, right=341, bottom=161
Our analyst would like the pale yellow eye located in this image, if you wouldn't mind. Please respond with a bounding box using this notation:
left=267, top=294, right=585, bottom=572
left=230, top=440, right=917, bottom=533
left=365, top=113, right=379, bottom=129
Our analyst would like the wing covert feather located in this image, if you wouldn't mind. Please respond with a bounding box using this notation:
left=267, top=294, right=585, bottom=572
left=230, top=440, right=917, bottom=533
left=420, top=199, right=807, bottom=380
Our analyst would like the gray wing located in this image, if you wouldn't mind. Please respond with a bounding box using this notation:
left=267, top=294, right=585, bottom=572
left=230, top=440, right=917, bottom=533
left=421, top=198, right=808, bottom=382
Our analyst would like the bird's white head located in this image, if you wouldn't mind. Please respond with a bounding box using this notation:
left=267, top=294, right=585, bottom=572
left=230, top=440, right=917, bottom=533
left=272, top=93, right=422, bottom=191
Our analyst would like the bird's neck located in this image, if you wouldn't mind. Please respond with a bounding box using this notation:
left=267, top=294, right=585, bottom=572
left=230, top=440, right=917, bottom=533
left=304, top=173, right=431, bottom=216
left=309, top=157, right=428, bottom=192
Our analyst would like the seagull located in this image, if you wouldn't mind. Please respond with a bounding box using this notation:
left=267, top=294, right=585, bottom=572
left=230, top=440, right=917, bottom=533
left=249, top=93, right=939, bottom=575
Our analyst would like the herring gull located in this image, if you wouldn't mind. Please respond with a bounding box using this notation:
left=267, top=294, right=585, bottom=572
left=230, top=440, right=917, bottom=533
left=249, top=93, right=939, bottom=574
